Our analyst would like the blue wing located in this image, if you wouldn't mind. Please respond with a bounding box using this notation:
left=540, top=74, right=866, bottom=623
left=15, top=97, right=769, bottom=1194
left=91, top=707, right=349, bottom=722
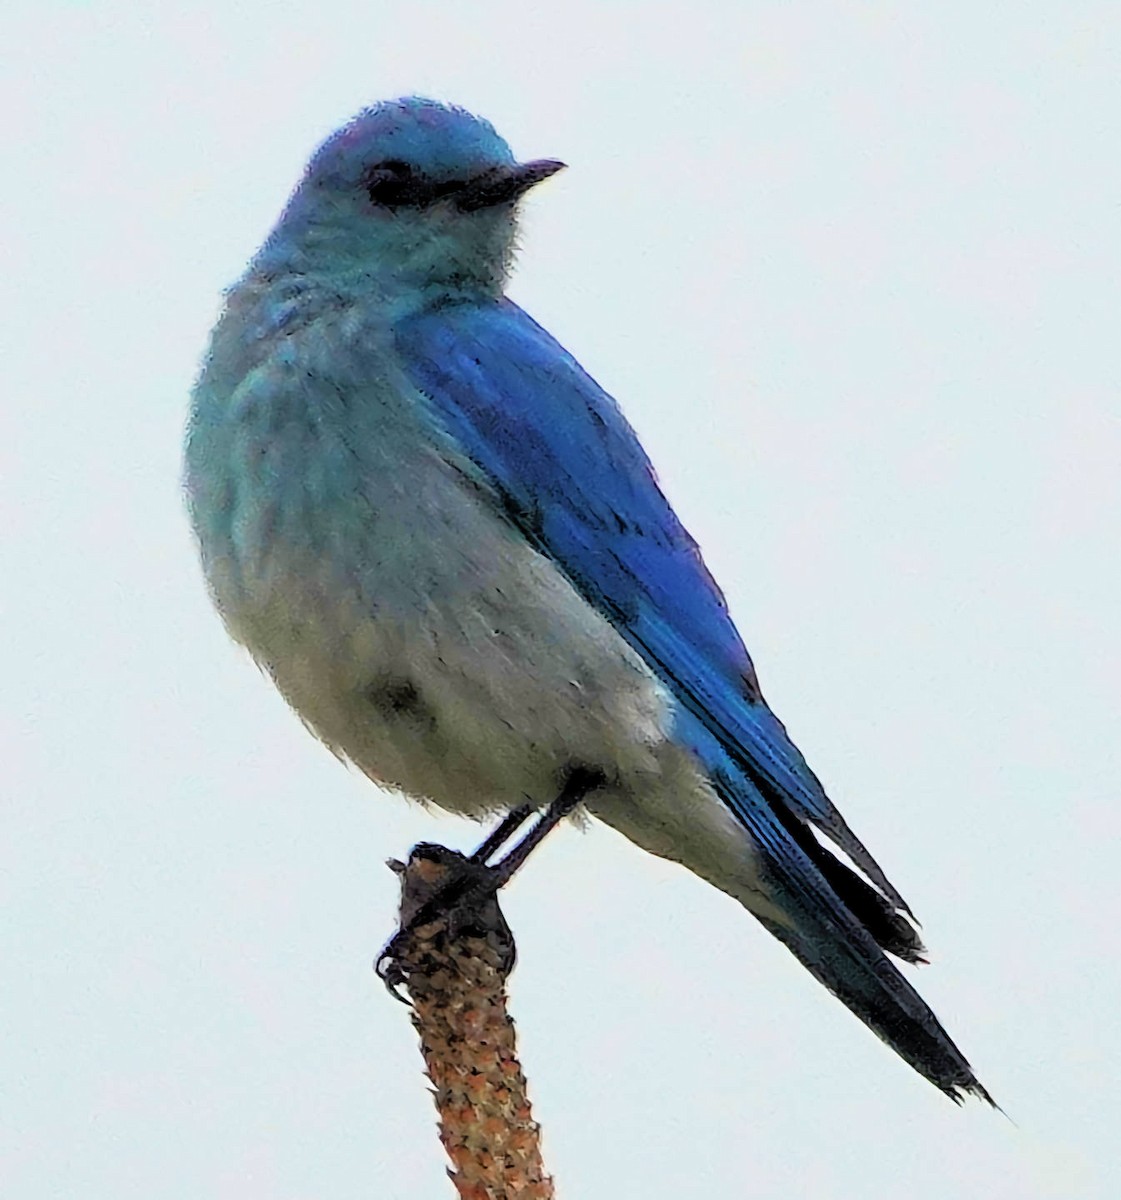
left=396, top=298, right=905, bottom=907
left=395, top=298, right=993, bottom=1102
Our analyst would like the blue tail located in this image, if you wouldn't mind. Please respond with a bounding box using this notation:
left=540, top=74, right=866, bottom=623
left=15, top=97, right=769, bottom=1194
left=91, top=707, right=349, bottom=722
left=679, top=711, right=993, bottom=1104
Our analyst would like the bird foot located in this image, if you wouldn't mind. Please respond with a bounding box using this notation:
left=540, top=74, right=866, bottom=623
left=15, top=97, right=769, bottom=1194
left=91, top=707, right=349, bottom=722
left=376, top=845, right=516, bottom=1001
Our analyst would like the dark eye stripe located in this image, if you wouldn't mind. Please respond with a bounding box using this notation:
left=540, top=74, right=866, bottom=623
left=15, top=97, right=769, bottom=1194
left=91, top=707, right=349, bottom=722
left=364, top=160, right=469, bottom=210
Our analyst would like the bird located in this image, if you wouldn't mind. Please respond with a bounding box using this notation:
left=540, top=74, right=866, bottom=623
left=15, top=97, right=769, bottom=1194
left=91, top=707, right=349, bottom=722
left=185, top=96, right=991, bottom=1103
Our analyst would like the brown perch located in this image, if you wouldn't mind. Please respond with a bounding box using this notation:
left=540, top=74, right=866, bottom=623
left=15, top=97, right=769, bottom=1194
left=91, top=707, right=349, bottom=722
left=385, top=844, right=554, bottom=1200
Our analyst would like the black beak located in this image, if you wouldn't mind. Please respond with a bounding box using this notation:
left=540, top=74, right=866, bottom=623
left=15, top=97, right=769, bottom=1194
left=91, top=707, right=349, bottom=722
left=454, top=158, right=566, bottom=212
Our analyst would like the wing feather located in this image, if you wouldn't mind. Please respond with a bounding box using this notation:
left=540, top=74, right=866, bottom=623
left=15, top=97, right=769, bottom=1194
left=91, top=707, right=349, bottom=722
left=396, top=298, right=908, bottom=913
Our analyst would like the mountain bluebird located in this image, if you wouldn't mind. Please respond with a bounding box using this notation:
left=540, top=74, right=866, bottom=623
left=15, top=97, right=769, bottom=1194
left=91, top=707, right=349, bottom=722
left=186, top=97, right=990, bottom=1102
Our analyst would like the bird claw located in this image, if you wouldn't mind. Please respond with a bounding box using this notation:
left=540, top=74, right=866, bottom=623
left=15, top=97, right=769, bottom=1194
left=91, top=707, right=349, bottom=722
left=374, top=935, right=414, bottom=1004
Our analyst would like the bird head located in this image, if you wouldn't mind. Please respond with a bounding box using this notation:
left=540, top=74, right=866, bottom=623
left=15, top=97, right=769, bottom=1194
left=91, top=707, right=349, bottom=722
left=258, top=97, right=564, bottom=306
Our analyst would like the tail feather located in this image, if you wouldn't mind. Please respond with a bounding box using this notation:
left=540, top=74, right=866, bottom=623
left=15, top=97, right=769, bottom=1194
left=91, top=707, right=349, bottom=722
left=760, top=773, right=928, bottom=964
left=753, top=906, right=993, bottom=1104
left=673, top=709, right=992, bottom=1102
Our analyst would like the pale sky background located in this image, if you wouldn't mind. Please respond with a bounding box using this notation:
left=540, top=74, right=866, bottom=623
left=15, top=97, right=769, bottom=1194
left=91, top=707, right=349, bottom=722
left=4, top=3, right=1119, bottom=1197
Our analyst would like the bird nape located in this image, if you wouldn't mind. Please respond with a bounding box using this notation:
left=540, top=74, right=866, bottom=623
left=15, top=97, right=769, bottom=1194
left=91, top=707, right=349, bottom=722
left=186, top=95, right=992, bottom=1106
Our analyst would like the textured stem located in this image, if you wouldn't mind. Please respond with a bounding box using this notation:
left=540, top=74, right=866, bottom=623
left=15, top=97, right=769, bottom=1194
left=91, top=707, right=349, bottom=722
left=388, top=845, right=553, bottom=1199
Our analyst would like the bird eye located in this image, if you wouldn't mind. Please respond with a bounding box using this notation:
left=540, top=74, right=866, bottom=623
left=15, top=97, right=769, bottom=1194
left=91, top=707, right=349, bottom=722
left=364, top=159, right=415, bottom=208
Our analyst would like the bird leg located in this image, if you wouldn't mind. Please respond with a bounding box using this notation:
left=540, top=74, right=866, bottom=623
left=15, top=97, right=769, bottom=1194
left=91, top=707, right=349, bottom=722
left=377, top=767, right=605, bottom=996
left=484, top=766, right=605, bottom=887
left=469, top=803, right=534, bottom=864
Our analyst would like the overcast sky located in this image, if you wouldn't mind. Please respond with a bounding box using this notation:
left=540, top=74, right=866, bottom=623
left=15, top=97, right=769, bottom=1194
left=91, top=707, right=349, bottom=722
left=4, top=3, right=1119, bottom=1197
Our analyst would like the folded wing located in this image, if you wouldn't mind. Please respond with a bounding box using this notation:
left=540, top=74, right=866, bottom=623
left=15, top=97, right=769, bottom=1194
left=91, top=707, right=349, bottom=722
left=397, top=299, right=904, bottom=906
left=395, top=298, right=992, bottom=1102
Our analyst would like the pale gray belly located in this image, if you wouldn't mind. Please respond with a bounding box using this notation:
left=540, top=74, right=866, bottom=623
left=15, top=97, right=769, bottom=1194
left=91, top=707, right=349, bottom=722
left=209, top=436, right=780, bottom=928
left=214, top=438, right=674, bottom=819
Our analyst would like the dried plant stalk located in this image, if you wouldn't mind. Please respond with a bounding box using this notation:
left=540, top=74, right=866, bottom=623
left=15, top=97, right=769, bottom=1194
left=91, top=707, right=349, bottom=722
left=386, top=845, right=554, bottom=1200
